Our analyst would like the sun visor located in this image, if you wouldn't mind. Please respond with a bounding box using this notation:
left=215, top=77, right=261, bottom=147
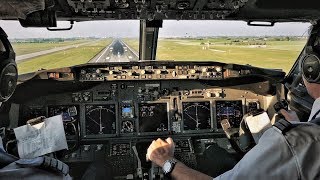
left=0, top=0, right=50, bottom=19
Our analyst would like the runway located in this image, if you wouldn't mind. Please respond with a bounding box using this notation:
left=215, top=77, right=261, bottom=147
left=89, top=39, right=139, bottom=63
left=16, top=41, right=97, bottom=62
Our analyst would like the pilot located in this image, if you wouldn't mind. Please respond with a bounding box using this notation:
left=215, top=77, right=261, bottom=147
left=146, top=53, right=320, bottom=180
left=280, top=76, right=320, bottom=122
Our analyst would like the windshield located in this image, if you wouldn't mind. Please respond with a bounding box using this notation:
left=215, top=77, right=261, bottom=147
left=0, top=20, right=309, bottom=74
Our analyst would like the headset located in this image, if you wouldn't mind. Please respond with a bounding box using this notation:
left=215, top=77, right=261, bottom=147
left=0, top=27, right=18, bottom=102
left=301, top=51, right=320, bottom=84
left=301, top=23, right=320, bottom=84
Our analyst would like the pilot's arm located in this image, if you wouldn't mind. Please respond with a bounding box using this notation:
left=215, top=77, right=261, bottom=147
left=147, top=128, right=299, bottom=180
left=147, top=138, right=212, bottom=180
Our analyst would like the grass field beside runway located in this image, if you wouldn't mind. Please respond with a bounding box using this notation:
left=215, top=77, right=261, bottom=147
left=124, top=38, right=307, bottom=73
left=12, top=39, right=91, bottom=56
left=17, top=39, right=112, bottom=74
left=16, top=37, right=307, bottom=74
left=123, top=38, right=139, bottom=52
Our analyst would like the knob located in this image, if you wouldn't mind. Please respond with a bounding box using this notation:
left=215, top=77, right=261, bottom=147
left=81, top=70, right=86, bottom=74
left=202, top=68, right=208, bottom=73
left=84, top=96, right=90, bottom=101
left=128, top=71, right=139, bottom=76
left=172, top=71, right=177, bottom=77
left=96, top=144, right=103, bottom=151
left=153, top=91, right=159, bottom=96
left=141, top=70, right=153, bottom=75
left=206, top=92, right=212, bottom=98
left=84, top=145, right=90, bottom=151
left=156, top=70, right=168, bottom=74
left=183, top=90, right=190, bottom=96
left=190, top=69, right=196, bottom=74
left=109, top=71, right=120, bottom=75
left=161, top=89, right=170, bottom=96
left=214, top=92, right=221, bottom=98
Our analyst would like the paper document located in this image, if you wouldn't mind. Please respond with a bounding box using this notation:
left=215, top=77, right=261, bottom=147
left=245, top=112, right=272, bottom=143
left=14, top=115, right=68, bottom=159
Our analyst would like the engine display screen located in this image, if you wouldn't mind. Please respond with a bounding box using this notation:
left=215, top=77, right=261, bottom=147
left=138, top=103, right=168, bottom=133
left=220, top=107, right=235, bottom=115
left=216, top=100, right=243, bottom=128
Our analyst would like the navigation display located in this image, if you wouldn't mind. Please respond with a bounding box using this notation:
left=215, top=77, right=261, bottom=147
left=85, top=104, right=116, bottom=135
left=138, top=103, right=168, bottom=133
left=182, top=101, right=211, bottom=130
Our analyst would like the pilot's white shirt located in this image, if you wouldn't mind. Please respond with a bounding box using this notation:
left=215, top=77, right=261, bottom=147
left=215, top=97, right=320, bottom=180
left=308, top=97, right=320, bottom=121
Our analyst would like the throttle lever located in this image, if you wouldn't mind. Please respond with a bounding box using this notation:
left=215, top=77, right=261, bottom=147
left=132, top=146, right=143, bottom=178
left=273, top=99, right=289, bottom=119
left=221, top=119, right=238, bottom=139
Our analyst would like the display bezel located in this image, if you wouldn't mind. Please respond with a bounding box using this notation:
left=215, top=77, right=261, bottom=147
left=136, top=101, right=170, bottom=136
left=181, top=100, right=214, bottom=133
left=214, top=99, right=245, bottom=130
left=245, top=99, right=260, bottom=113
left=47, top=105, right=80, bottom=121
left=119, top=102, right=136, bottom=136
left=47, top=104, right=80, bottom=139
left=83, top=103, right=118, bottom=138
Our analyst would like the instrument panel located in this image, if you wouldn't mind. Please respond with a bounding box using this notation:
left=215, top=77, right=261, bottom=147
left=19, top=80, right=265, bottom=139
left=16, top=76, right=272, bottom=179
left=78, top=64, right=224, bottom=82
left=13, top=60, right=285, bottom=179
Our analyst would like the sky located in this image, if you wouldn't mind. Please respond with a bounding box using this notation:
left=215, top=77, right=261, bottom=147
left=0, top=20, right=311, bottom=39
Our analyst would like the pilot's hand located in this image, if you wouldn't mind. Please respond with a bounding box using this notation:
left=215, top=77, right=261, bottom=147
left=146, top=137, right=175, bottom=167
left=280, top=109, right=300, bottom=122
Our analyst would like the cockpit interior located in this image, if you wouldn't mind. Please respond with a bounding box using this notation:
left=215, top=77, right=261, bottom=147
left=0, top=0, right=319, bottom=179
